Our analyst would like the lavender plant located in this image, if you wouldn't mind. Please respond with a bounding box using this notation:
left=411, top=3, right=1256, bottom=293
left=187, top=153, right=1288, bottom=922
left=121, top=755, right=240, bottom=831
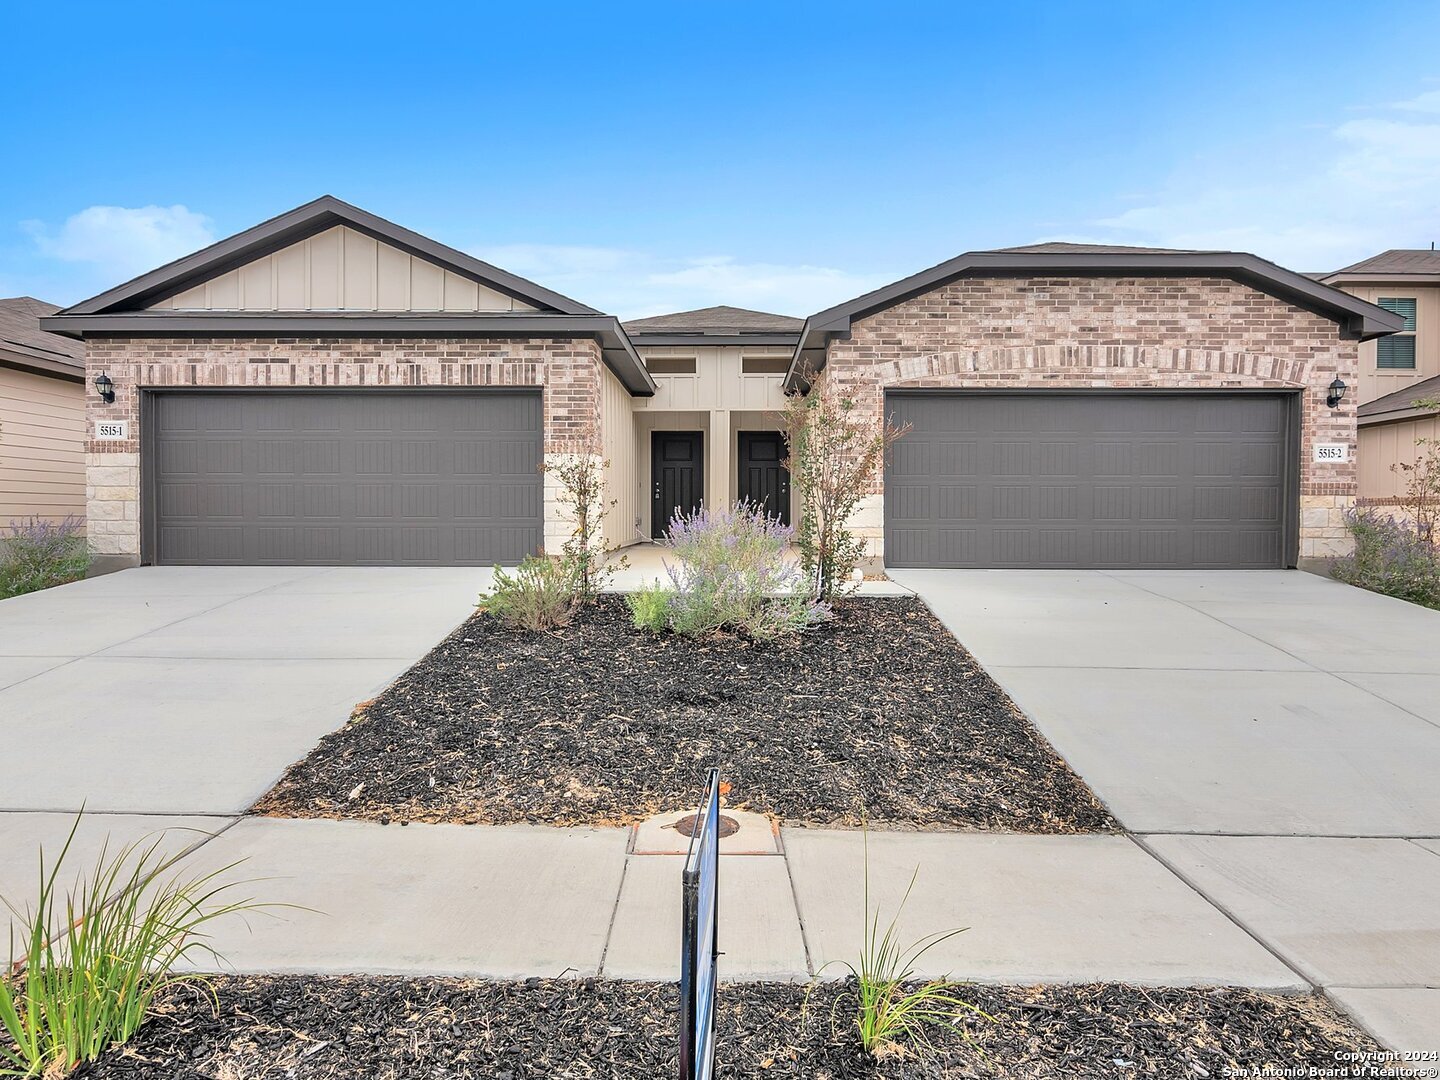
left=1330, top=508, right=1440, bottom=610
left=626, top=502, right=829, bottom=640
left=0, top=517, right=89, bottom=600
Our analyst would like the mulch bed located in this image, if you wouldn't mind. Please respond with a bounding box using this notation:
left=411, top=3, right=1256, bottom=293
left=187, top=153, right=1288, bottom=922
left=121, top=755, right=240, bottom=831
left=253, top=597, right=1113, bottom=832
left=77, top=975, right=1383, bottom=1079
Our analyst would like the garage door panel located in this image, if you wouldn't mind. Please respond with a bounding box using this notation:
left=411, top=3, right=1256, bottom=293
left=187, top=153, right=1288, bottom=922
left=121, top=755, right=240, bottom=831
left=884, top=393, right=1291, bottom=569
left=150, top=391, right=542, bottom=566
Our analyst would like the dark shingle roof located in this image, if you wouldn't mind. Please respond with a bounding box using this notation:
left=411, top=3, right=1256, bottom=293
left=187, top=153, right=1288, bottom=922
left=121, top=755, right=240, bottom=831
left=623, top=305, right=803, bottom=335
left=0, top=297, right=84, bottom=370
left=1327, top=249, right=1440, bottom=277
left=984, top=242, right=1210, bottom=255
left=1359, top=374, right=1440, bottom=421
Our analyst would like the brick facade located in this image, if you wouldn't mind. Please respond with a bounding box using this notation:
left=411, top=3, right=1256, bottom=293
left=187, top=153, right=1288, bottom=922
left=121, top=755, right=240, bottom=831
left=820, top=277, right=1360, bottom=565
left=84, top=335, right=603, bottom=563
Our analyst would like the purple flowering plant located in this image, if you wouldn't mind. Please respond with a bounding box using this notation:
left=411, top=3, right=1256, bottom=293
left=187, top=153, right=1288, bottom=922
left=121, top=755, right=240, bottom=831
left=1330, top=508, right=1440, bottom=610
left=627, top=502, right=830, bottom=640
left=0, top=516, right=90, bottom=599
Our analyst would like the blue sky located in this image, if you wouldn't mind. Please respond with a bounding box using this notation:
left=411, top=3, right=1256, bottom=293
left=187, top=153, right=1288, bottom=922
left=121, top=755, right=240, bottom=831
left=6, top=0, right=1440, bottom=318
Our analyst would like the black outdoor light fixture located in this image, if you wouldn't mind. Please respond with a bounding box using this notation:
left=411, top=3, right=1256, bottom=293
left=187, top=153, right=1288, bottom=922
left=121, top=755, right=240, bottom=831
left=1326, top=377, right=1347, bottom=410
left=94, top=373, right=115, bottom=404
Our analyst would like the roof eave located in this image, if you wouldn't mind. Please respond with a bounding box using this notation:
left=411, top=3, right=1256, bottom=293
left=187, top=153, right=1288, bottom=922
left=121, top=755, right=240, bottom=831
left=1323, top=272, right=1440, bottom=286
left=627, top=332, right=801, bottom=348
left=0, top=346, right=85, bottom=381
left=40, top=311, right=656, bottom=396
left=1359, top=404, right=1440, bottom=426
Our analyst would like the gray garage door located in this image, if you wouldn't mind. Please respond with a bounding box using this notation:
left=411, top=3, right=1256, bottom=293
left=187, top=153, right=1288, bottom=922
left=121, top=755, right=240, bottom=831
left=148, top=390, right=542, bottom=565
left=884, top=392, right=1294, bottom=569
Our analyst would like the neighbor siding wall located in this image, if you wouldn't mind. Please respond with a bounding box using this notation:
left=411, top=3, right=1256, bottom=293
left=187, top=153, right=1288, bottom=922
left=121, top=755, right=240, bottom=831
left=1359, top=415, right=1440, bottom=502
left=0, top=366, right=85, bottom=526
left=600, top=364, right=640, bottom=548
left=1339, top=283, right=1440, bottom=405
left=85, top=335, right=603, bottom=564
left=820, top=276, right=1359, bottom=563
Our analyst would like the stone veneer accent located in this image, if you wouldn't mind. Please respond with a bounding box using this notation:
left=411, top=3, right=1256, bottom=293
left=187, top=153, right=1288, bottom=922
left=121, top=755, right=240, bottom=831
left=819, top=277, right=1360, bottom=565
left=84, top=336, right=603, bottom=563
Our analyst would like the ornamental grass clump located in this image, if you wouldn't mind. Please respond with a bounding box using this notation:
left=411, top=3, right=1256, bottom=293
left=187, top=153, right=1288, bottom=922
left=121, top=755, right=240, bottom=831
left=808, top=831, right=991, bottom=1061
left=1330, top=507, right=1440, bottom=610
left=626, top=503, right=829, bottom=640
left=0, top=517, right=89, bottom=600
left=1, top=817, right=270, bottom=1077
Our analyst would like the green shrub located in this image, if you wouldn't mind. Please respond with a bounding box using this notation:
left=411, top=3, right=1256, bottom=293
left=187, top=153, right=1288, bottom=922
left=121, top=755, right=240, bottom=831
left=626, top=583, right=671, bottom=632
left=1330, top=508, right=1440, bottom=610
left=0, top=517, right=89, bottom=600
left=478, top=555, right=578, bottom=630
left=780, top=372, right=909, bottom=600
left=1, top=816, right=268, bottom=1077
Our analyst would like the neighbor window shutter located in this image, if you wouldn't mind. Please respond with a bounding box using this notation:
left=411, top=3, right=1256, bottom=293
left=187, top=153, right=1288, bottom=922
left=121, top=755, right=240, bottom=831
left=1378, top=296, right=1417, bottom=330
left=1377, top=335, right=1417, bottom=369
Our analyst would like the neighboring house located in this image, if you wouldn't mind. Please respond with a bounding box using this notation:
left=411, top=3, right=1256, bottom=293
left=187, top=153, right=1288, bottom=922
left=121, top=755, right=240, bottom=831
left=1320, top=251, right=1440, bottom=509
left=0, top=297, right=85, bottom=527
left=42, top=197, right=1402, bottom=573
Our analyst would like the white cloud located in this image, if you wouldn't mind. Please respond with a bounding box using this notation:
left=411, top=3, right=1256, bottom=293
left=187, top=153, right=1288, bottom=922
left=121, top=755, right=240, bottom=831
left=479, top=243, right=884, bottom=320
left=1388, top=89, right=1440, bottom=113
left=1068, top=87, right=1440, bottom=271
left=23, top=205, right=215, bottom=280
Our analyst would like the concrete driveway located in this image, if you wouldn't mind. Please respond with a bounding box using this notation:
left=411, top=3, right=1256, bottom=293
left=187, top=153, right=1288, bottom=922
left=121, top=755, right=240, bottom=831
left=890, top=568, right=1440, bottom=838
left=0, top=566, right=492, bottom=816
left=891, top=567, right=1440, bottom=1053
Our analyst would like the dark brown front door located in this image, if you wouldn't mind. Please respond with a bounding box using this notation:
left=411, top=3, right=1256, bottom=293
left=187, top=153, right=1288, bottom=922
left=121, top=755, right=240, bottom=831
left=737, top=431, right=790, bottom=525
left=652, top=431, right=704, bottom=537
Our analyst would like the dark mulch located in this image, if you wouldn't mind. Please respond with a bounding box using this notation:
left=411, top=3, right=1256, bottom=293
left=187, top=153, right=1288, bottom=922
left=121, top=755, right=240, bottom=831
left=77, top=975, right=1383, bottom=1079
left=253, top=597, right=1113, bottom=832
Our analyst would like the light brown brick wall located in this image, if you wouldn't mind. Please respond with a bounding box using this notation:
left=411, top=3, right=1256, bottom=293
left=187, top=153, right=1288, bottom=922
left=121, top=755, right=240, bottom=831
left=84, top=335, right=604, bottom=561
left=820, top=276, right=1361, bottom=563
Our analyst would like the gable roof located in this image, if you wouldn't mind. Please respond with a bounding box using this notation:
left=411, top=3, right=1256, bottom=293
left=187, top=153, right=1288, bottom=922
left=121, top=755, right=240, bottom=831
left=986, top=242, right=1208, bottom=255
left=784, top=244, right=1408, bottom=390
left=623, top=304, right=803, bottom=345
left=41, top=197, right=657, bottom=395
left=1322, top=249, right=1440, bottom=283
left=625, top=305, right=803, bottom=333
left=55, top=195, right=600, bottom=317
left=1358, top=373, right=1440, bottom=425
left=0, top=296, right=84, bottom=379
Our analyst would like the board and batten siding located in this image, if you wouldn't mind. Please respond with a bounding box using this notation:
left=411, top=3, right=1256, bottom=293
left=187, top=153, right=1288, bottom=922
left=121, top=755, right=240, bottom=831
left=148, top=225, right=538, bottom=313
left=1359, top=415, right=1440, bottom=501
left=601, top=364, right=639, bottom=548
left=0, top=366, right=85, bottom=525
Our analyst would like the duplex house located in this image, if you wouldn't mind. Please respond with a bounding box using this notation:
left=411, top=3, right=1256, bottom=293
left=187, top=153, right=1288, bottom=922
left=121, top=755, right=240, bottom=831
left=42, top=197, right=1402, bottom=573
left=1319, top=251, right=1440, bottom=510
left=0, top=297, right=85, bottom=526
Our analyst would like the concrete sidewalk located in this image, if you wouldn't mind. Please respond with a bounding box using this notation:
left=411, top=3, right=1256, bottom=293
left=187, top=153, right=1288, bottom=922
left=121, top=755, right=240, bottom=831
left=0, top=813, right=1300, bottom=989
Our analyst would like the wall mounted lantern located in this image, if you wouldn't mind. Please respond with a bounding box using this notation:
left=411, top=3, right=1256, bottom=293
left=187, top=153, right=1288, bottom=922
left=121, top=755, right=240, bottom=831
left=1326, top=377, right=1347, bottom=410
left=94, top=373, right=115, bottom=404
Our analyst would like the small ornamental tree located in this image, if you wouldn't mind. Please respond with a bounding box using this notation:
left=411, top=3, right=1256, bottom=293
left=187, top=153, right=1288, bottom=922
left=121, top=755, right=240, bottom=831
left=1391, top=396, right=1440, bottom=544
left=543, top=418, right=626, bottom=602
left=779, top=370, right=909, bottom=600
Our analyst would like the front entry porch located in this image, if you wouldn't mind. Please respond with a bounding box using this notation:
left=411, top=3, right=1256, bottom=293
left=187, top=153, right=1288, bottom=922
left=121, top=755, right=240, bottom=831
left=635, top=410, right=794, bottom=540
